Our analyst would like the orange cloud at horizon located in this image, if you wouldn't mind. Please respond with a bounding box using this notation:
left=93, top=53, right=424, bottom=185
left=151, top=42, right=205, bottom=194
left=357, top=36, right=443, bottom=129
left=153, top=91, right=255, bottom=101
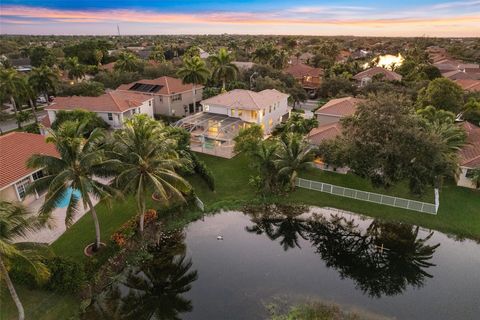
left=1, top=5, right=479, bottom=36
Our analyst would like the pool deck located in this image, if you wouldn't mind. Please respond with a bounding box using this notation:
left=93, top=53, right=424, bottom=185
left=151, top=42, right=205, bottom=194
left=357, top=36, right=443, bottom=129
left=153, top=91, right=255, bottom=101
left=13, top=191, right=101, bottom=245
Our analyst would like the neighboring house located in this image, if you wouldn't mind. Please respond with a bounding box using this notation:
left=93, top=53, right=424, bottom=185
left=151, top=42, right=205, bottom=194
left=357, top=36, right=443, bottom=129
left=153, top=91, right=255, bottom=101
left=289, top=52, right=314, bottom=65
left=284, top=62, right=323, bottom=96
left=455, top=79, right=480, bottom=92
left=0, top=132, right=58, bottom=204
left=314, top=97, right=364, bottom=126
left=45, top=91, right=154, bottom=129
left=117, top=76, right=203, bottom=116
left=174, top=89, right=290, bottom=158
left=352, top=67, right=402, bottom=87
left=307, top=122, right=348, bottom=174
left=442, top=69, right=480, bottom=81
left=456, top=122, right=480, bottom=189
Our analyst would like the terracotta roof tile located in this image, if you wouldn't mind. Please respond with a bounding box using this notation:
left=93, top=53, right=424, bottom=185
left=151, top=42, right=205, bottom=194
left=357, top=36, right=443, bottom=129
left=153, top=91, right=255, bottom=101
left=308, top=122, right=342, bottom=146
left=284, top=63, right=323, bottom=79
left=458, top=122, right=480, bottom=168
left=0, top=132, right=59, bottom=189
left=353, top=67, right=402, bottom=81
left=47, top=91, right=152, bottom=113
left=315, top=97, right=364, bottom=117
left=454, top=80, right=480, bottom=92
left=117, top=76, right=202, bottom=95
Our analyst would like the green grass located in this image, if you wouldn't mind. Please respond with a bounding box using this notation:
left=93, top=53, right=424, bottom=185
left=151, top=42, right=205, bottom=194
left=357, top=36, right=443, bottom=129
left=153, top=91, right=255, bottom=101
left=0, top=286, right=79, bottom=320
left=3, top=151, right=479, bottom=320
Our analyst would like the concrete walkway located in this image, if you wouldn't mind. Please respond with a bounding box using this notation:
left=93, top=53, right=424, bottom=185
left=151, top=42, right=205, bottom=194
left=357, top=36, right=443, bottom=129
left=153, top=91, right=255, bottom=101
left=13, top=192, right=101, bottom=244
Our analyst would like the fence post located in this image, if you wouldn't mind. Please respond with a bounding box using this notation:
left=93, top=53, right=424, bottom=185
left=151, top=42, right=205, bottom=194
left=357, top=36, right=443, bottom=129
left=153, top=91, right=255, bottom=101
left=380, top=194, right=384, bottom=204
left=309, top=180, right=312, bottom=189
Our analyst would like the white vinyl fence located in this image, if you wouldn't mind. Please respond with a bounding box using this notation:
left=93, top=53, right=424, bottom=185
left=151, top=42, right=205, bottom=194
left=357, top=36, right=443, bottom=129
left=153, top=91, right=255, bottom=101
left=296, top=178, right=437, bottom=214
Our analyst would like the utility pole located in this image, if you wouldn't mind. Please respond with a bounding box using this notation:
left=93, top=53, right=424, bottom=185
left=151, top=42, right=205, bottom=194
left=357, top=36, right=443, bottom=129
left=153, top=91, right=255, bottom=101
left=117, top=25, right=121, bottom=36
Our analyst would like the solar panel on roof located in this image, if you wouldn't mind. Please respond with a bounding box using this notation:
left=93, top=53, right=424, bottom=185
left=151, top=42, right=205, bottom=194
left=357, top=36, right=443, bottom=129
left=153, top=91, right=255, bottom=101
left=129, top=83, right=163, bottom=93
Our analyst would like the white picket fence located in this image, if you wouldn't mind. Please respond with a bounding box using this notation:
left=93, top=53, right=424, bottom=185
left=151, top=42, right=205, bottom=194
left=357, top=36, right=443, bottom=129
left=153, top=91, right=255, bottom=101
left=296, top=178, right=437, bottom=214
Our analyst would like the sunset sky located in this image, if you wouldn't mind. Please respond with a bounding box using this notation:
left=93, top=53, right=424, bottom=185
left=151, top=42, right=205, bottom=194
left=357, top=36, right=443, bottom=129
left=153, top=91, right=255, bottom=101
left=1, top=1, right=479, bottom=36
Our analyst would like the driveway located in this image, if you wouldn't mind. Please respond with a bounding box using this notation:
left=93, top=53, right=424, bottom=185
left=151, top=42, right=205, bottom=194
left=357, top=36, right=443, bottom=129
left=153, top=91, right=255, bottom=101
left=0, top=110, right=47, bottom=134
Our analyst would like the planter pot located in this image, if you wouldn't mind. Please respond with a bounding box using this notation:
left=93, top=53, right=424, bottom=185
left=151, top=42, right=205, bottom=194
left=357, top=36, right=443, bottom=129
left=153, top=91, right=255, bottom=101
left=84, top=242, right=106, bottom=257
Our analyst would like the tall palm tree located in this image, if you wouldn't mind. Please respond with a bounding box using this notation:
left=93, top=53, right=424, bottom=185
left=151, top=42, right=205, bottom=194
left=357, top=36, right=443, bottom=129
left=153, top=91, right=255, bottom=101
left=19, top=77, right=38, bottom=124
left=0, top=201, right=49, bottom=320
left=114, top=52, right=141, bottom=73
left=28, top=65, right=58, bottom=105
left=177, top=56, right=209, bottom=114
left=274, top=133, right=314, bottom=190
left=251, top=141, right=278, bottom=194
left=27, top=121, right=117, bottom=251
left=110, top=115, right=191, bottom=233
left=64, top=57, right=85, bottom=82
left=0, top=68, right=24, bottom=126
left=210, top=48, right=239, bottom=90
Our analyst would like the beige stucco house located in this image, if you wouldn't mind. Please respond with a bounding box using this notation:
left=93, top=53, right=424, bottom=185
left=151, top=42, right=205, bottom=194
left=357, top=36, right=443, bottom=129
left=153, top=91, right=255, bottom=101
left=314, top=97, right=364, bottom=126
left=117, top=76, right=204, bottom=117
left=0, top=132, right=58, bottom=205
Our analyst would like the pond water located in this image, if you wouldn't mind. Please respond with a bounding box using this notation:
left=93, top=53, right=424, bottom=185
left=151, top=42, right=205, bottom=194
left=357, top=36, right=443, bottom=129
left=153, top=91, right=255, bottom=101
left=85, top=206, right=480, bottom=320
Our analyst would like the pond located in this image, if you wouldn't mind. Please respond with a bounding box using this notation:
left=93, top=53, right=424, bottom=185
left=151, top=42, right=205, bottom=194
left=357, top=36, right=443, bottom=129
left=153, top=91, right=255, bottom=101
left=85, top=206, right=480, bottom=319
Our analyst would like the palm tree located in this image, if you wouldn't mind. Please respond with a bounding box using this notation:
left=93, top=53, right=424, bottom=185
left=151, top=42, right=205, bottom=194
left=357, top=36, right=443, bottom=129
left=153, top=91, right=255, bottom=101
left=274, top=133, right=314, bottom=190
left=0, top=68, right=24, bottom=127
left=27, top=121, right=117, bottom=251
left=28, top=65, right=58, bottom=105
left=64, top=57, right=85, bottom=82
left=20, top=77, right=38, bottom=124
left=0, top=201, right=49, bottom=320
left=210, top=48, right=239, bottom=90
left=251, top=141, right=278, bottom=194
left=110, top=115, right=191, bottom=233
left=114, top=52, right=141, bottom=73
left=177, top=56, right=210, bottom=114
left=270, top=50, right=289, bottom=69
left=417, top=106, right=467, bottom=210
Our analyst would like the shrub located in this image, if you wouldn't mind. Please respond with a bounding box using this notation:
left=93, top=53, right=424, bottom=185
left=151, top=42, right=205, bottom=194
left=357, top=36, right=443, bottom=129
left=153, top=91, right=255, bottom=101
left=44, top=257, right=86, bottom=292
left=191, top=152, right=215, bottom=191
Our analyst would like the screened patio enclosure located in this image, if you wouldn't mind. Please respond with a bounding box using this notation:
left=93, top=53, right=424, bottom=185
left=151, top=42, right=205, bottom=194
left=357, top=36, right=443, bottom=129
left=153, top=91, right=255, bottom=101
left=174, top=112, right=251, bottom=158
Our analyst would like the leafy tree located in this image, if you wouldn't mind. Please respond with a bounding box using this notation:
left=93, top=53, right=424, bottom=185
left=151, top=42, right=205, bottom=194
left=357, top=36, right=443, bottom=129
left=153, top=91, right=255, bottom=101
left=287, top=84, right=308, bottom=108
left=64, top=57, right=86, bottom=82
left=270, top=50, right=289, bottom=69
left=29, top=47, right=56, bottom=67
left=462, top=98, right=480, bottom=125
left=273, top=112, right=318, bottom=136
left=183, top=46, right=201, bottom=59
left=27, top=121, right=117, bottom=251
left=114, top=52, right=142, bottom=73
left=28, top=65, right=58, bottom=103
left=210, top=48, right=239, bottom=90
left=110, top=115, right=191, bottom=232
left=318, top=76, right=356, bottom=98
left=416, top=78, right=464, bottom=113
left=252, top=43, right=278, bottom=65
left=177, top=56, right=210, bottom=112
left=57, top=81, right=105, bottom=97
left=233, top=124, right=264, bottom=155
left=274, top=133, right=314, bottom=189
left=0, top=201, right=49, bottom=320
left=149, top=45, right=166, bottom=63
left=468, top=168, right=480, bottom=189
left=63, top=40, right=111, bottom=65
left=51, top=110, right=110, bottom=136
left=0, top=68, right=26, bottom=127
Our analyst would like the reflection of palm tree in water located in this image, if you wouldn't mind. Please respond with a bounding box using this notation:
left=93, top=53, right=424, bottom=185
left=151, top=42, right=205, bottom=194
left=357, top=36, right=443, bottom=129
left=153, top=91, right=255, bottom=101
left=84, top=231, right=198, bottom=320
left=245, top=206, right=439, bottom=298
left=308, top=215, right=440, bottom=298
left=245, top=205, right=310, bottom=251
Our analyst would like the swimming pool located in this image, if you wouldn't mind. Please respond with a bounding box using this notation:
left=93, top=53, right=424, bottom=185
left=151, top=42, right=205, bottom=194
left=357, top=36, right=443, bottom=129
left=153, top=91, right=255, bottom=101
left=58, top=188, right=81, bottom=208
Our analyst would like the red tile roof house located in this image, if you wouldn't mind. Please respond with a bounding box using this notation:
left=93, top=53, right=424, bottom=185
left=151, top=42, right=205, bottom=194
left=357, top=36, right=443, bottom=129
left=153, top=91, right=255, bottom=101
left=314, top=97, right=364, bottom=127
left=45, top=91, right=154, bottom=129
left=0, top=132, right=58, bottom=204
left=456, top=122, right=480, bottom=189
left=284, top=62, right=324, bottom=96
left=116, top=76, right=204, bottom=117
left=352, top=67, right=402, bottom=87
left=455, top=79, right=480, bottom=92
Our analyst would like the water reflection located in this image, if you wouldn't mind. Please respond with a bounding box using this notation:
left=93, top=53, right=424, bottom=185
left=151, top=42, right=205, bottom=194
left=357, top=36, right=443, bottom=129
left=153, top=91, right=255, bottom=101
left=84, top=231, right=198, bottom=320
left=245, top=206, right=440, bottom=298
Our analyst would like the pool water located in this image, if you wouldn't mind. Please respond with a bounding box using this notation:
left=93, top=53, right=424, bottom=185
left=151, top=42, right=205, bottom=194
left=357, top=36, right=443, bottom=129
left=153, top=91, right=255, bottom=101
left=58, top=188, right=81, bottom=208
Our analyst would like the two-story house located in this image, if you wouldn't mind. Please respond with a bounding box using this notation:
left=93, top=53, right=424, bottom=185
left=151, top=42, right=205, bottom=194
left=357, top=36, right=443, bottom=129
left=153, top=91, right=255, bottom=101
left=284, top=62, right=323, bottom=97
left=116, top=76, right=204, bottom=117
left=174, top=89, right=290, bottom=158
left=45, top=91, right=154, bottom=129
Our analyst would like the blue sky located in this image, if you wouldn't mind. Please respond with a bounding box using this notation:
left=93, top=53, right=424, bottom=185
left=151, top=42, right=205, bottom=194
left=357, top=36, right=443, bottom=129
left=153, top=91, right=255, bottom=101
left=1, top=1, right=479, bottom=36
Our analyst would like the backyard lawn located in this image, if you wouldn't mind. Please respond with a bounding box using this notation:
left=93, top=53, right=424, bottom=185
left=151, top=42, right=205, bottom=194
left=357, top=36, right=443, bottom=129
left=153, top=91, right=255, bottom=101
left=2, top=151, right=479, bottom=320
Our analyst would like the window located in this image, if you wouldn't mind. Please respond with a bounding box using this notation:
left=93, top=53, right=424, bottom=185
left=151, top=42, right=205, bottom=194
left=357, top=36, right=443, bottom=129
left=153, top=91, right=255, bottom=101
left=172, top=94, right=182, bottom=102
left=268, top=118, right=273, bottom=128
left=107, top=113, right=113, bottom=121
left=32, top=170, right=44, bottom=181
left=262, top=109, right=266, bottom=116
left=159, top=96, right=163, bottom=102
left=269, top=106, right=272, bottom=113
left=231, top=109, right=235, bottom=116
left=238, top=110, right=243, bottom=117
left=148, top=100, right=152, bottom=106
left=251, top=111, right=257, bottom=119
left=15, top=177, right=31, bottom=200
